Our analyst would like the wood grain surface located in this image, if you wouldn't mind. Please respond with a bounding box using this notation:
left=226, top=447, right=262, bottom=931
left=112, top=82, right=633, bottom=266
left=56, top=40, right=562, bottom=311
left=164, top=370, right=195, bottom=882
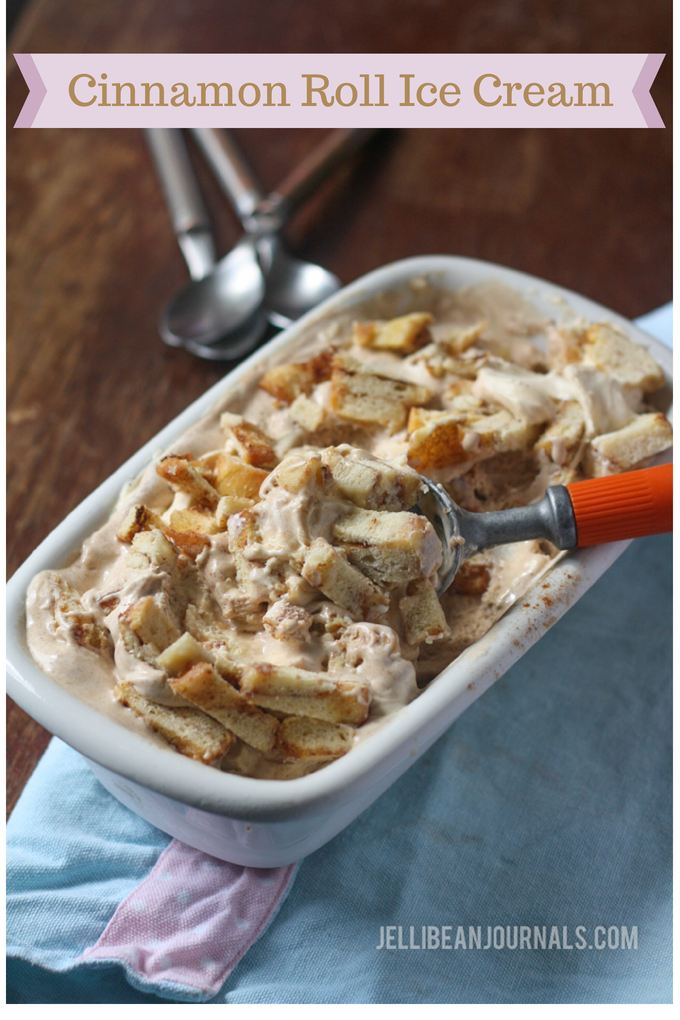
left=7, top=0, right=672, bottom=817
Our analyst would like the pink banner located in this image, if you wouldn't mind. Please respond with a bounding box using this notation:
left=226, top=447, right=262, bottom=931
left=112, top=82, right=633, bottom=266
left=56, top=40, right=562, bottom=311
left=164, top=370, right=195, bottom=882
left=14, top=53, right=664, bottom=129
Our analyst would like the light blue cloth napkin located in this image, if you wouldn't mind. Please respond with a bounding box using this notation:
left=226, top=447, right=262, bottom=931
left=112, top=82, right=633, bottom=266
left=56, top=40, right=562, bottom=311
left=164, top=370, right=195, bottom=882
left=7, top=309, right=672, bottom=1004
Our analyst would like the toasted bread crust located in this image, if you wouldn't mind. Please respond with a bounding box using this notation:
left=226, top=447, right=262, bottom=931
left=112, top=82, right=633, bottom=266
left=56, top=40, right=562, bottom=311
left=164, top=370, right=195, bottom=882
left=277, top=716, right=354, bottom=761
left=241, top=663, right=370, bottom=725
left=585, top=412, right=673, bottom=476
left=170, top=662, right=280, bottom=753
left=157, top=456, right=220, bottom=509
left=330, top=354, right=432, bottom=433
left=259, top=350, right=334, bottom=404
left=301, top=538, right=390, bottom=621
left=221, top=413, right=278, bottom=470
left=115, top=680, right=233, bottom=763
left=214, top=454, right=269, bottom=499
left=353, top=312, right=434, bottom=354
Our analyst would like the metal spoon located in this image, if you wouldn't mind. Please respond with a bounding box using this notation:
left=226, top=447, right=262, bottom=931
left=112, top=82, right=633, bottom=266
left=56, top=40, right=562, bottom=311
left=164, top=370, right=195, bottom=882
left=145, top=129, right=267, bottom=357
left=419, top=462, right=673, bottom=593
left=148, top=128, right=375, bottom=358
left=191, top=128, right=376, bottom=330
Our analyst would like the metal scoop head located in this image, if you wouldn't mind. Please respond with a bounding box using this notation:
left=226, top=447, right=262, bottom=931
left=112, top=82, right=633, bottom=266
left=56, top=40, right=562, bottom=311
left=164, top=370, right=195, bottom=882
left=417, top=476, right=578, bottom=594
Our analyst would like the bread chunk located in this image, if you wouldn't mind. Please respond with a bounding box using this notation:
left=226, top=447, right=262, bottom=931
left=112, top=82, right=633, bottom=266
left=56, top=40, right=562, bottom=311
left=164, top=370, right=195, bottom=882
left=301, top=538, right=390, bottom=621
left=584, top=412, right=673, bottom=476
left=330, top=354, right=432, bottom=433
left=220, top=413, right=278, bottom=470
left=582, top=324, right=665, bottom=393
left=227, top=508, right=265, bottom=588
left=274, top=453, right=329, bottom=495
left=535, top=401, right=586, bottom=466
left=118, top=596, right=181, bottom=661
left=169, top=507, right=219, bottom=536
left=259, top=350, right=334, bottom=404
left=241, top=663, right=370, bottom=724
left=170, top=662, right=279, bottom=753
left=164, top=529, right=211, bottom=560
left=353, top=312, right=434, bottom=354
left=332, top=509, right=442, bottom=587
left=41, top=573, right=112, bottom=654
left=436, top=321, right=487, bottom=356
left=203, top=642, right=245, bottom=683
left=126, top=528, right=178, bottom=572
left=157, top=456, right=219, bottom=509
left=226, top=509, right=291, bottom=602
left=407, top=406, right=478, bottom=436
left=399, top=578, right=450, bottom=646
left=407, top=415, right=489, bottom=475
left=117, top=504, right=165, bottom=544
left=277, top=716, right=354, bottom=761
left=115, top=680, right=232, bottom=763
left=215, top=495, right=256, bottom=528
left=322, top=446, right=423, bottom=511
left=120, top=510, right=210, bottom=563
left=156, top=632, right=213, bottom=675
left=546, top=322, right=587, bottom=371
left=413, top=344, right=489, bottom=380
left=289, top=393, right=327, bottom=432
left=263, top=600, right=313, bottom=642
left=407, top=408, right=540, bottom=478
left=214, top=453, right=269, bottom=499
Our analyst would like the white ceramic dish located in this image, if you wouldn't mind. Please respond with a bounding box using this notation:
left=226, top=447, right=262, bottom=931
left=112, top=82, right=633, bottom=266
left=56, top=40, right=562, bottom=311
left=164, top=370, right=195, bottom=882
left=6, top=256, right=673, bottom=867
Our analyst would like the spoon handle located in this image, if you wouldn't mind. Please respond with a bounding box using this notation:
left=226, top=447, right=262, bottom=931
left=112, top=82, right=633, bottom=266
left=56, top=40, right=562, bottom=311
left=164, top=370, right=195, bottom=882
left=145, top=129, right=216, bottom=280
left=566, top=461, right=673, bottom=545
left=265, top=128, right=378, bottom=223
left=191, top=128, right=263, bottom=221
left=192, top=128, right=377, bottom=231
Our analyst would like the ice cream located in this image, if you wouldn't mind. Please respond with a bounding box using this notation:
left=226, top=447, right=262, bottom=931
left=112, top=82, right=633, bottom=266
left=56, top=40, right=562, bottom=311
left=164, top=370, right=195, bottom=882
left=25, top=279, right=672, bottom=778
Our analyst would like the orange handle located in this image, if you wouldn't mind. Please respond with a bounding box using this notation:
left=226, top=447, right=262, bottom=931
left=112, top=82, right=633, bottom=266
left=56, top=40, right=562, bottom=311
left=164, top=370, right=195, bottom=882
left=566, top=462, right=673, bottom=547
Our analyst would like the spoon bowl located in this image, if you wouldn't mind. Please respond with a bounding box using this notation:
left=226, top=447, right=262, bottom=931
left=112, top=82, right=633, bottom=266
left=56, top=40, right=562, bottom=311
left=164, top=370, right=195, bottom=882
left=183, top=307, right=270, bottom=362
left=149, top=128, right=375, bottom=358
left=189, top=129, right=376, bottom=342
left=160, top=237, right=265, bottom=348
left=257, top=235, right=340, bottom=329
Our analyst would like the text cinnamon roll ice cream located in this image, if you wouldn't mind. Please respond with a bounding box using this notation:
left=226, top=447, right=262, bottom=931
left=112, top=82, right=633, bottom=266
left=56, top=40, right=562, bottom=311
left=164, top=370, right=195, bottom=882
left=26, top=280, right=673, bottom=779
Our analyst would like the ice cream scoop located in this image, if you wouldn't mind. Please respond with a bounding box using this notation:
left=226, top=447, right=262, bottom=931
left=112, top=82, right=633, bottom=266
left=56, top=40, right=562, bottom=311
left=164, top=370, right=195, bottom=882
left=420, top=462, right=673, bottom=593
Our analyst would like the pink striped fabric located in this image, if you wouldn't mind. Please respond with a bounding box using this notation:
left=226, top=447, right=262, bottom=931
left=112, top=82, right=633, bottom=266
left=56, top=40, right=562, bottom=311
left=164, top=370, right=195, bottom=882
left=80, top=839, right=297, bottom=999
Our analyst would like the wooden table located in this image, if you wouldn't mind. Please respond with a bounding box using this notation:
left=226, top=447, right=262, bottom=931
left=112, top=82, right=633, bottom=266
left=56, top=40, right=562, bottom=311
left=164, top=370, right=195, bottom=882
left=7, top=0, right=672, bottom=817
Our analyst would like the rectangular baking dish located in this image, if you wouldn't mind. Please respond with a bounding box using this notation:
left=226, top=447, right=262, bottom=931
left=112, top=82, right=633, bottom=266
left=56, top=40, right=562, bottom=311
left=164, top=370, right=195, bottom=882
left=6, top=255, right=673, bottom=867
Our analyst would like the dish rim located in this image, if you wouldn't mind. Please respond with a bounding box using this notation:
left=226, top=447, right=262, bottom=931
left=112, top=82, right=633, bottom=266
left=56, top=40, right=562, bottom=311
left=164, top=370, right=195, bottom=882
left=6, top=254, right=673, bottom=822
